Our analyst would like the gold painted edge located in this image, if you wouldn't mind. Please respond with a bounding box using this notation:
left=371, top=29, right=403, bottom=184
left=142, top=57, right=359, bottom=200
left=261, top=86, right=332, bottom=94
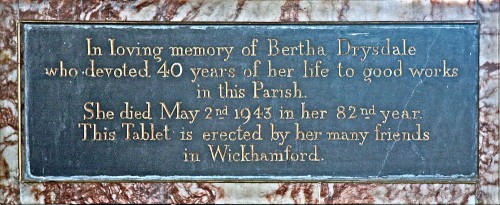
left=20, top=179, right=477, bottom=184
left=17, top=21, right=22, bottom=182
left=17, top=20, right=480, bottom=184
left=476, top=21, right=481, bottom=186
left=18, top=20, right=480, bottom=25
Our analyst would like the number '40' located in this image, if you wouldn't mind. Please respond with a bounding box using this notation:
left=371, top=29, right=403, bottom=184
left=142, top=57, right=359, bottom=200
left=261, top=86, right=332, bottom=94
left=157, top=61, right=183, bottom=77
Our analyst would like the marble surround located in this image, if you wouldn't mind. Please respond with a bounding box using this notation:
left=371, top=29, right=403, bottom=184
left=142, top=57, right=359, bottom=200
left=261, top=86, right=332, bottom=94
left=0, top=0, right=498, bottom=204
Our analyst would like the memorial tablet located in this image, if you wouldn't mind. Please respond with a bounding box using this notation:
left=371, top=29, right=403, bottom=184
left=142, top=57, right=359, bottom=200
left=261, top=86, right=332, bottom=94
left=20, top=23, right=478, bottom=181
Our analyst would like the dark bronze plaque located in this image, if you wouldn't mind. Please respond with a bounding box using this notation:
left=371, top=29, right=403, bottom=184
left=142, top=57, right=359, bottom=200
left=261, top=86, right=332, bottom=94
left=21, top=23, right=478, bottom=181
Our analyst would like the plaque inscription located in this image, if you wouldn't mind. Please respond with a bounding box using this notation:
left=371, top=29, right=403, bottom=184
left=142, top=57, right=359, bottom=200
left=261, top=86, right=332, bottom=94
left=21, top=23, right=478, bottom=181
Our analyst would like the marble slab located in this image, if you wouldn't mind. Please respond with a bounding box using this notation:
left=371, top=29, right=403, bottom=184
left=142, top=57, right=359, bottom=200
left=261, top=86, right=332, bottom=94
left=21, top=23, right=479, bottom=182
left=0, top=0, right=498, bottom=204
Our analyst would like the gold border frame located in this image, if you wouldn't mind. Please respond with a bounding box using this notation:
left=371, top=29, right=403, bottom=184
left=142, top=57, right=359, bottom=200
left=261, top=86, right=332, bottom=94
left=17, top=21, right=22, bottom=183
left=17, top=20, right=480, bottom=183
